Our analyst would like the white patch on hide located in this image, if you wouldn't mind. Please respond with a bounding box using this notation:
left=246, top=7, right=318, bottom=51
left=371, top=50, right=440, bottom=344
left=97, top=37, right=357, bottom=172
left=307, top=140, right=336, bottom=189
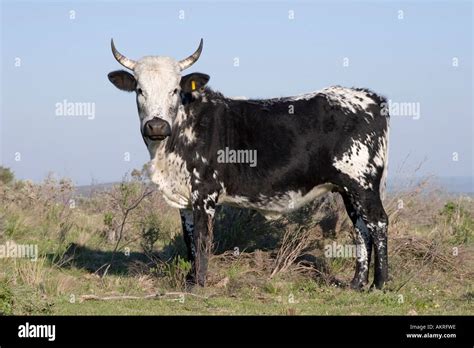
left=203, top=192, right=218, bottom=217
left=320, top=86, right=376, bottom=117
left=149, top=145, right=191, bottom=209
left=180, top=127, right=196, bottom=144
left=333, top=138, right=377, bottom=190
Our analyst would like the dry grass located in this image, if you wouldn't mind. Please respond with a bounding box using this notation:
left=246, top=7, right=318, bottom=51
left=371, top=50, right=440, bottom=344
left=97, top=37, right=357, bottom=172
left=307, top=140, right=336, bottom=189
left=270, top=226, right=312, bottom=278
left=0, top=167, right=472, bottom=314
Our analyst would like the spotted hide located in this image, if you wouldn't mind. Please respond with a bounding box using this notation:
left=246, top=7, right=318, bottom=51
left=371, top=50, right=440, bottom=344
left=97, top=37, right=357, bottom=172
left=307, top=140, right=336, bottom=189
left=108, top=39, right=390, bottom=289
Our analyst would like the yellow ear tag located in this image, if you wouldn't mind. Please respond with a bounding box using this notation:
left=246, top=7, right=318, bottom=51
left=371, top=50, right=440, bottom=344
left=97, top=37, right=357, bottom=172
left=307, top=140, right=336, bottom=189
left=191, top=80, right=196, bottom=91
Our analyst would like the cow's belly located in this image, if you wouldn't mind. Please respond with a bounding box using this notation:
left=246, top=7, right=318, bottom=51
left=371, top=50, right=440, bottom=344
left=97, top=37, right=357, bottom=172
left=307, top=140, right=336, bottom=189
left=149, top=152, right=334, bottom=216
left=219, top=183, right=335, bottom=220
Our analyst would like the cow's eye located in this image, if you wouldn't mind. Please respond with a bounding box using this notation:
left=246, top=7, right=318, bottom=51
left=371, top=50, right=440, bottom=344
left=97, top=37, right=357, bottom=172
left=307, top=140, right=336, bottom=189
left=173, top=88, right=179, bottom=95
left=137, top=88, right=143, bottom=95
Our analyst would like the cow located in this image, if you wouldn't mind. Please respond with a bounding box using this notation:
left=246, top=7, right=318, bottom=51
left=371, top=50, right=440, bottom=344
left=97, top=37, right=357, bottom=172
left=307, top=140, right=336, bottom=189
left=107, top=39, right=390, bottom=290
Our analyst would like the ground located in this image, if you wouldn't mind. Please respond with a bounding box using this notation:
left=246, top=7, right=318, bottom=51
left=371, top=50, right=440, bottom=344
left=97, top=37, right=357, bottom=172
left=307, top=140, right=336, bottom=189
left=0, top=170, right=472, bottom=315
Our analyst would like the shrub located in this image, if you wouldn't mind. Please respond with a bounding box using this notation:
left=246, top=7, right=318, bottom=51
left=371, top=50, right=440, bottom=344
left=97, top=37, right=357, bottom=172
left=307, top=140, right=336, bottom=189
left=141, top=225, right=160, bottom=254
left=0, top=281, right=14, bottom=315
left=440, top=200, right=473, bottom=244
left=0, top=166, right=14, bottom=185
left=153, top=256, right=191, bottom=290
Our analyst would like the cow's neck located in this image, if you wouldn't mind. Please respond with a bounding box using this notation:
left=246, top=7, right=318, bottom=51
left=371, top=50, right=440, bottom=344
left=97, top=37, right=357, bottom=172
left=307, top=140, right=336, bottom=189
left=148, top=140, right=192, bottom=208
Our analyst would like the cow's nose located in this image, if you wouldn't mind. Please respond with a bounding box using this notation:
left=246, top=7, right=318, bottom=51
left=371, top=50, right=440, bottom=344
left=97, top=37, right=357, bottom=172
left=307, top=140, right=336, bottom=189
left=143, top=118, right=171, bottom=140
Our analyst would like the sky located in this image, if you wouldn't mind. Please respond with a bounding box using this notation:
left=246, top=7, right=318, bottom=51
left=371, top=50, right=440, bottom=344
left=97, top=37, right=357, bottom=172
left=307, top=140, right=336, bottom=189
left=0, top=0, right=472, bottom=186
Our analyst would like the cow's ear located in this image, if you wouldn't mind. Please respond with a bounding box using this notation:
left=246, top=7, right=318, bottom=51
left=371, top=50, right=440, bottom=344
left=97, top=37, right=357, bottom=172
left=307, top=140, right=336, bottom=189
left=180, top=73, right=210, bottom=93
left=108, top=70, right=137, bottom=92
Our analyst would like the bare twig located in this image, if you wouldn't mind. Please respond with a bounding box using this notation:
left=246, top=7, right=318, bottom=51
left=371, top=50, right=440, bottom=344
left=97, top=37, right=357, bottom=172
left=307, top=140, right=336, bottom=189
left=79, top=292, right=208, bottom=302
left=270, top=226, right=311, bottom=278
left=99, top=184, right=154, bottom=278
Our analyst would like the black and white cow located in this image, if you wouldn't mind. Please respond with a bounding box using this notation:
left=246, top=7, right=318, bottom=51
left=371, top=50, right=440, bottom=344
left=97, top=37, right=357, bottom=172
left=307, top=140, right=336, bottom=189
left=108, top=39, right=390, bottom=289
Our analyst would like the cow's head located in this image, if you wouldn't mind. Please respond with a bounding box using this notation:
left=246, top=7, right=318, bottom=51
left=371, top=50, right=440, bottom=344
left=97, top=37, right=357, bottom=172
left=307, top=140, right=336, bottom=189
left=108, top=39, right=209, bottom=142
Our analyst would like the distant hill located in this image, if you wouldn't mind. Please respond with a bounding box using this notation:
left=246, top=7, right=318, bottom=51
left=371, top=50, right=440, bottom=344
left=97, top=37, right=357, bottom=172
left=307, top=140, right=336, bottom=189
left=75, top=176, right=473, bottom=197
left=388, top=176, right=473, bottom=194
left=74, top=182, right=116, bottom=197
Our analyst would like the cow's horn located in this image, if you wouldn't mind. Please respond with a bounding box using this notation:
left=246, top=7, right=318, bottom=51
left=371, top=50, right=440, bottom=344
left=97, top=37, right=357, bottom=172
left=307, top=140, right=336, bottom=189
left=178, top=39, right=203, bottom=71
left=111, top=39, right=137, bottom=70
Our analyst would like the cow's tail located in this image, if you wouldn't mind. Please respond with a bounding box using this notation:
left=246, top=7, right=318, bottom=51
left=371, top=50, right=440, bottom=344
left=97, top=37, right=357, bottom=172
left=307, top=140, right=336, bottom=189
left=379, top=116, right=390, bottom=202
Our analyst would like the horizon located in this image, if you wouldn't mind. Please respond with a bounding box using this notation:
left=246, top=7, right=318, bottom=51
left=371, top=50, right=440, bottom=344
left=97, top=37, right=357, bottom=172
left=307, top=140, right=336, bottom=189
left=18, top=171, right=471, bottom=194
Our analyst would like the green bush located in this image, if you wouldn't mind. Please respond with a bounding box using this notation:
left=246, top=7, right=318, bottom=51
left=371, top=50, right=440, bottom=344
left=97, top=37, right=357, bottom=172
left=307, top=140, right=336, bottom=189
left=0, top=281, right=53, bottom=315
left=0, top=281, right=14, bottom=315
left=0, top=166, right=14, bottom=185
left=141, top=225, right=160, bottom=254
left=159, top=256, right=191, bottom=289
left=441, top=201, right=473, bottom=244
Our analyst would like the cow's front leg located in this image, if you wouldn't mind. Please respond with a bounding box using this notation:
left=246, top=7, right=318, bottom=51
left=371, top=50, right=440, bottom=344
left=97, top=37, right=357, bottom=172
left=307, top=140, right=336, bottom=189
left=191, top=188, right=218, bottom=286
left=179, top=209, right=196, bottom=284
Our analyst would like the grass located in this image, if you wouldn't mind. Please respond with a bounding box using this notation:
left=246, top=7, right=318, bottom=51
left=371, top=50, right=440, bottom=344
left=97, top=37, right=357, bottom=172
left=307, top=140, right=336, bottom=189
left=50, top=279, right=471, bottom=315
left=0, top=169, right=472, bottom=315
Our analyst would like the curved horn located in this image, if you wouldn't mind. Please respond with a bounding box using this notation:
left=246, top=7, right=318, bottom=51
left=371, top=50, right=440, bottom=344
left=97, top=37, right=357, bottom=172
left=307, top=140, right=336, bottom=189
left=178, top=39, right=203, bottom=71
left=111, top=39, right=137, bottom=70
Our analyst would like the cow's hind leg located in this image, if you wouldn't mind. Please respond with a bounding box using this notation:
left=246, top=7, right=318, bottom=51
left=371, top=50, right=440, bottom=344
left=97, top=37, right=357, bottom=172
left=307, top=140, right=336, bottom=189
left=361, top=194, right=389, bottom=289
left=347, top=190, right=389, bottom=289
left=340, top=192, right=372, bottom=289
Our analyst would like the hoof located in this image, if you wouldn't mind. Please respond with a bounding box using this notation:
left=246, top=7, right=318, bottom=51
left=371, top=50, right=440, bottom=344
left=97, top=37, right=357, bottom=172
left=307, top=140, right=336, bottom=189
left=185, top=273, right=197, bottom=288
left=186, top=273, right=206, bottom=287
left=350, top=277, right=368, bottom=291
left=369, top=280, right=386, bottom=290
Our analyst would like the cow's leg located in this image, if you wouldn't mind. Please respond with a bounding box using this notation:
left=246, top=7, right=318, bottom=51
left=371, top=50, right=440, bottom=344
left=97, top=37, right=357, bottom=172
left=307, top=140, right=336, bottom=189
left=340, top=193, right=372, bottom=289
left=351, top=191, right=389, bottom=290
left=179, top=209, right=196, bottom=284
left=362, top=195, right=389, bottom=289
left=191, top=189, right=218, bottom=286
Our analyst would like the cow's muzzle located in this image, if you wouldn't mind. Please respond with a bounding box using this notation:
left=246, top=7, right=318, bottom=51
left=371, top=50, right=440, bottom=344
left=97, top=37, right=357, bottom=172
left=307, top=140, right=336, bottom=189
left=143, top=117, right=171, bottom=141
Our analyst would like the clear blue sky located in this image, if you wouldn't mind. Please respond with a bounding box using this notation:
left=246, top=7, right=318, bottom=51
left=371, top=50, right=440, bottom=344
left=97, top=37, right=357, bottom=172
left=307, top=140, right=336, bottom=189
left=1, top=0, right=472, bottom=185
